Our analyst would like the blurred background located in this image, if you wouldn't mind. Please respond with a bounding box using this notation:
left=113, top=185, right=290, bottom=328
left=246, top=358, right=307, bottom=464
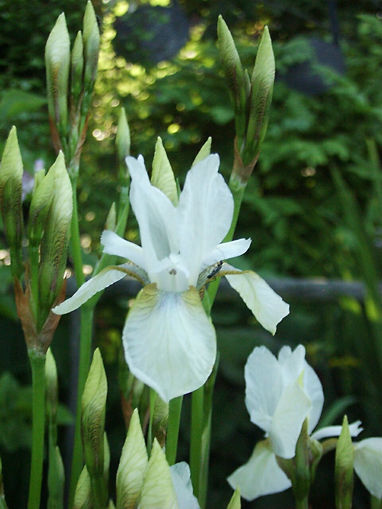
left=1, top=0, right=382, bottom=507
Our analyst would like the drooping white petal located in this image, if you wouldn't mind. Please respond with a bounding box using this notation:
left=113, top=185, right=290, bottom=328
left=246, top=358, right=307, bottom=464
left=201, top=238, right=251, bottom=269
left=227, top=440, right=291, bottom=501
left=269, top=379, right=311, bottom=458
left=123, top=285, right=216, bottom=402
left=311, top=421, right=363, bottom=441
left=101, top=230, right=146, bottom=269
left=126, top=156, right=179, bottom=264
left=303, top=363, right=324, bottom=434
left=178, top=154, right=234, bottom=283
left=244, top=346, right=284, bottom=432
left=53, top=264, right=134, bottom=315
left=224, top=264, right=289, bottom=334
left=354, top=438, right=382, bottom=499
left=170, top=462, right=200, bottom=509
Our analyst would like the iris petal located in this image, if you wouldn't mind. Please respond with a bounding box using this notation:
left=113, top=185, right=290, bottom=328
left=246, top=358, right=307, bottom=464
left=354, top=438, right=382, bottom=499
left=101, top=230, right=146, bottom=269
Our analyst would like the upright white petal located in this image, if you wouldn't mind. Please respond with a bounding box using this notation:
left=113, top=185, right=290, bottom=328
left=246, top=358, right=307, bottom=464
left=227, top=440, right=291, bottom=501
left=303, top=363, right=324, bottom=434
left=53, top=264, right=133, bottom=314
left=101, top=230, right=147, bottom=269
left=178, top=154, right=233, bottom=283
left=123, top=284, right=216, bottom=402
left=170, top=462, right=200, bottom=509
left=354, top=438, right=382, bottom=499
left=201, top=238, right=251, bottom=269
left=223, top=264, right=289, bottom=334
left=126, top=156, right=179, bottom=264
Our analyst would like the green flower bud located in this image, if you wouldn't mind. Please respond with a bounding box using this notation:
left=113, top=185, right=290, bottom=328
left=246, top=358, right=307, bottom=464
left=83, top=1, right=100, bottom=92
left=192, top=137, right=212, bottom=167
left=0, top=126, right=24, bottom=277
left=71, top=31, right=84, bottom=104
left=39, top=151, right=72, bottom=318
left=45, top=13, right=70, bottom=138
left=82, top=348, right=107, bottom=477
left=28, top=163, right=55, bottom=249
left=140, top=439, right=178, bottom=509
left=47, top=445, right=65, bottom=509
left=335, top=415, right=354, bottom=509
left=116, top=108, right=131, bottom=163
left=73, top=466, right=91, bottom=509
left=151, top=137, right=178, bottom=205
left=116, top=409, right=148, bottom=509
left=104, top=432, right=110, bottom=484
left=245, top=26, right=275, bottom=165
left=45, top=348, right=58, bottom=425
left=227, top=488, right=241, bottom=509
left=293, top=419, right=311, bottom=502
left=108, top=501, right=116, bottom=509
left=152, top=396, right=169, bottom=448
left=105, top=202, right=117, bottom=231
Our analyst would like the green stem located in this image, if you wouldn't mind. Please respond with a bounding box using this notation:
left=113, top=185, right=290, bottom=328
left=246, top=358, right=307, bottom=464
left=90, top=475, right=107, bottom=509
left=295, top=497, right=309, bottom=509
left=70, top=178, right=85, bottom=288
left=147, top=389, right=157, bottom=454
left=69, top=304, right=94, bottom=505
left=190, top=386, right=204, bottom=498
left=27, top=349, right=46, bottom=509
left=166, top=396, right=183, bottom=465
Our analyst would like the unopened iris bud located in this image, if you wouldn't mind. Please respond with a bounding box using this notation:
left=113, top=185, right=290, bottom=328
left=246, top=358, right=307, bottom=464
left=116, top=108, right=131, bottom=164
left=108, top=501, right=116, bottom=509
left=47, top=446, right=65, bottom=509
left=28, top=164, right=55, bottom=249
left=151, top=137, right=178, bottom=205
left=335, top=415, right=354, bottom=509
left=227, top=488, right=241, bottom=509
left=244, top=26, right=275, bottom=167
left=45, top=13, right=70, bottom=140
left=116, top=409, right=148, bottom=509
left=152, top=396, right=169, bottom=448
left=82, top=348, right=107, bottom=477
left=71, top=31, right=84, bottom=104
left=139, top=439, right=177, bottom=508
left=83, top=1, right=100, bottom=93
left=105, top=202, right=117, bottom=231
left=45, top=348, right=58, bottom=424
left=192, top=137, right=211, bottom=167
left=39, top=151, right=72, bottom=317
left=0, top=126, right=24, bottom=278
left=73, top=466, right=91, bottom=509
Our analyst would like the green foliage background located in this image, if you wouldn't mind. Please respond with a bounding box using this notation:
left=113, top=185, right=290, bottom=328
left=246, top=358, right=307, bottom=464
left=1, top=0, right=382, bottom=507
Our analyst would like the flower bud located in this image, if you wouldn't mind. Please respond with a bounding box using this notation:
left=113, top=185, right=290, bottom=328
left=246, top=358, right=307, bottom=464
left=45, top=13, right=70, bottom=139
left=82, top=348, right=107, bottom=477
left=0, top=126, right=24, bottom=277
left=152, top=395, right=169, bottom=448
left=47, top=445, right=65, bottom=509
left=192, top=137, right=211, bottom=167
left=116, top=108, right=131, bottom=163
left=71, top=31, right=84, bottom=104
left=73, top=466, right=91, bottom=509
left=140, top=439, right=177, bottom=508
left=108, top=501, right=116, bottom=509
left=45, top=348, right=58, bottom=425
left=335, top=415, right=354, bottom=508
left=38, top=152, right=72, bottom=317
left=151, top=137, right=178, bottom=205
left=105, top=202, right=117, bottom=231
left=28, top=164, right=55, bottom=249
left=244, top=26, right=275, bottom=165
left=83, top=2, right=100, bottom=93
left=227, top=488, right=241, bottom=509
left=116, top=409, right=148, bottom=509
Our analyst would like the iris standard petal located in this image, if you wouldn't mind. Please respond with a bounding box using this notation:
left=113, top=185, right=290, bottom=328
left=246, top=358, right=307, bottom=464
left=244, top=346, right=284, bottom=432
left=126, top=156, right=179, bottom=263
left=201, top=238, right=252, bottom=269
left=311, top=420, right=363, bottom=441
left=170, top=463, right=200, bottom=509
left=178, top=154, right=234, bottom=283
left=354, top=438, right=382, bottom=499
left=101, top=230, right=146, bottom=269
left=302, top=363, right=324, bottom=434
left=223, top=264, right=289, bottom=334
left=53, top=264, right=134, bottom=315
left=227, top=440, right=291, bottom=501
left=123, top=284, right=216, bottom=402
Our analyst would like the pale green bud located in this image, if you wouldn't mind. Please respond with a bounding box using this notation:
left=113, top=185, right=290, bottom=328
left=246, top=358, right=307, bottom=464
left=73, top=466, right=91, bottom=509
left=83, top=1, right=100, bottom=91
left=140, top=440, right=178, bottom=509
left=28, top=164, right=55, bottom=248
left=82, top=348, right=107, bottom=477
left=39, top=152, right=72, bottom=318
left=152, top=396, right=169, bottom=448
left=335, top=415, right=354, bottom=509
left=116, top=409, right=148, bottom=509
left=104, top=432, right=110, bottom=483
left=191, top=137, right=212, bottom=167
left=71, top=31, right=84, bottom=102
left=227, top=488, right=241, bottom=509
left=108, top=501, right=116, bottom=509
left=116, top=108, right=131, bottom=162
left=245, top=26, right=275, bottom=164
left=0, top=126, right=24, bottom=277
left=45, top=13, right=70, bottom=136
left=47, top=446, right=65, bottom=509
left=151, top=137, right=178, bottom=205
left=105, top=202, right=117, bottom=231
left=45, top=348, right=58, bottom=424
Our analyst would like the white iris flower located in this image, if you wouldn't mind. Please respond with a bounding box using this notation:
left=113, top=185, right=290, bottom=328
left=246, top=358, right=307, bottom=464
left=228, top=345, right=362, bottom=500
left=53, top=154, right=289, bottom=401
